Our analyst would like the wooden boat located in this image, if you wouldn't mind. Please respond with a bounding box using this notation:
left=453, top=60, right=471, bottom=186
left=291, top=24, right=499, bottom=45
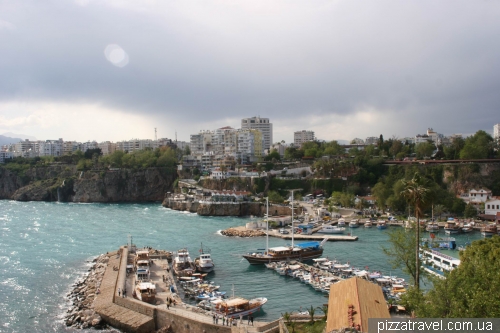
left=243, top=239, right=327, bottom=265
left=213, top=296, right=268, bottom=318
left=444, top=221, right=460, bottom=235
left=173, top=248, right=196, bottom=276
left=462, top=223, right=474, bottom=233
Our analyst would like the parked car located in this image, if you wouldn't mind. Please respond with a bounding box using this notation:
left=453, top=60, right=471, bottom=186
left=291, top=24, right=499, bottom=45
left=279, top=228, right=289, bottom=234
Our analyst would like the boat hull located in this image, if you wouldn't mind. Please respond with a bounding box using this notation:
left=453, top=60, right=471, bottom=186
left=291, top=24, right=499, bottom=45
left=242, top=249, right=324, bottom=265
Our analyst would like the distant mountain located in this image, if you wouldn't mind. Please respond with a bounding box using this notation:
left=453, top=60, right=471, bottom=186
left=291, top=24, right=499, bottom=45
left=1, top=132, right=37, bottom=141
left=0, top=135, right=23, bottom=146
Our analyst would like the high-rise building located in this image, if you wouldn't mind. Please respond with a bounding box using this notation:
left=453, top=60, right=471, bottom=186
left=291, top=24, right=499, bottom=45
left=294, top=130, right=315, bottom=147
left=241, top=116, right=272, bottom=150
left=494, top=123, right=500, bottom=140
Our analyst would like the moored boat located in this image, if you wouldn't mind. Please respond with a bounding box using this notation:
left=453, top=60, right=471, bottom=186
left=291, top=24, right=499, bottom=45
left=195, top=244, right=215, bottom=273
left=481, top=224, right=497, bottom=237
left=426, top=222, right=440, bottom=232
left=376, top=220, right=387, bottom=230
left=173, top=248, right=196, bottom=276
left=462, top=223, right=474, bottom=233
left=243, top=239, right=327, bottom=265
left=213, top=297, right=268, bottom=318
left=337, top=218, right=346, bottom=227
left=444, top=219, right=460, bottom=235
left=317, top=225, right=345, bottom=234
left=349, top=220, right=360, bottom=228
left=364, top=221, right=373, bottom=228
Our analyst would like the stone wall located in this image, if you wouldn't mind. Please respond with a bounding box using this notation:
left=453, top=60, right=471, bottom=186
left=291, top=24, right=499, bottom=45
left=155, top=309, right=232, bottom=333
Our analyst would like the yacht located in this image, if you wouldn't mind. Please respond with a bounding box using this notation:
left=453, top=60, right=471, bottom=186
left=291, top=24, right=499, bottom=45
left=317, top=225, right=345, bottom=234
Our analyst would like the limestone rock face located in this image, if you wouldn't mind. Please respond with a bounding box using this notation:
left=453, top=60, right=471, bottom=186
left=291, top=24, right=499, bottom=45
left=162, top=199, right=293, bottom=217
left=1, top=166, right=176, bottom=202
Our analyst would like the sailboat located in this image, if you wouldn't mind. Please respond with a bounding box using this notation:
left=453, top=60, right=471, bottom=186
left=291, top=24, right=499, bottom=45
left=242, top=194, right=327, bottom=265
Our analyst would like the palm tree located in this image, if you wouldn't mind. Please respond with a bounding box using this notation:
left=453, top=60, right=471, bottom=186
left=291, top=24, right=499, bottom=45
left=433, top=204, right=445, bottom=221
left=401, top=172, right=428, bottom=290
left=317, top=305, right=328, bottom=321
left=307, top=305, right=316, bottom=323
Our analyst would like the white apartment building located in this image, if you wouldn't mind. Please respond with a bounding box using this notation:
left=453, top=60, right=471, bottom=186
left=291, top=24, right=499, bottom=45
left=81, top=141, right=99, bottom=152
left=237, top=129, right=263, bottom=164
left=350, top=138, right=364, bottom=145
left=415, top=128, right=443, bottom=145
left=468, top=189, right=492, bottom=204
left=98, top=141, right=117, bottom=155
left=294, top=130, right=315, bottom=147
left=241, top=116, right=272, bottom=150
left=0, top=151, right=13, bottom=164
left=174, top=141, right=190, bottom=151
left=190, top=131, right=212, bottom=155
left=38, top=139, right=64, bottom=157
left=494, top=123, right=500, bottom=140
left=116, top=139, right=158, bottom=152
left=270, top=142, right=287, bottom=158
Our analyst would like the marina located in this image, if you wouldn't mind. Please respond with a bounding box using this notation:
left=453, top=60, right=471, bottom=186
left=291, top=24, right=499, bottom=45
left=0, top=200, right=488, bottom=332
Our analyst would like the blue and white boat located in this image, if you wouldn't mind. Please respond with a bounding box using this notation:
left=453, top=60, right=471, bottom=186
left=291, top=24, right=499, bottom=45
left=377, top=220, right=387, bottom=230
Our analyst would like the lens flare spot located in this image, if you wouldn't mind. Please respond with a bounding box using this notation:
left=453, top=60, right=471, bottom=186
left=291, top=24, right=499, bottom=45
left=104, top=44, right=129, bottom=68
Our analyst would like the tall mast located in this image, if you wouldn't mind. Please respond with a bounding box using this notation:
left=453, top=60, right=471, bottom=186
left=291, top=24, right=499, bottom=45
left=266, top=197, right=269, bottom=255
left=291, top=189, right=294, bottom=248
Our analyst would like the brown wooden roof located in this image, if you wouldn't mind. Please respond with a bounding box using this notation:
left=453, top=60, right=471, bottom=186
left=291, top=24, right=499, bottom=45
left=326, top=277, right=390, bottom=333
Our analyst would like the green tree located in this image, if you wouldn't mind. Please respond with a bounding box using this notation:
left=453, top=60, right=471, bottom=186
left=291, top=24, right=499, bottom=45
left=415, top=142, right=435, bottom=159
left=463, top=203, right=477, bottom=218
left=268, top=190, right=284, bottom=203
left=401, top=173, right=428, bottom=289
left=383, top=227, right=420, bottom=286
left=460, top=130, right=494, bottom=159
left=433, top=204, right=445, bottom=221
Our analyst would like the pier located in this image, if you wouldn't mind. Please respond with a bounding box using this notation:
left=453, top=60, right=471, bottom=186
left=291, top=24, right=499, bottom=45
left=93, top=246, right=280, bottom=333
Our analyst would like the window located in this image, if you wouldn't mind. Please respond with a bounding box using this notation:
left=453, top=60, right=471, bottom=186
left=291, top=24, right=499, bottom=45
left=488, top=205, right=491, bottom=209
left=497, top=205, right=499, bottom=209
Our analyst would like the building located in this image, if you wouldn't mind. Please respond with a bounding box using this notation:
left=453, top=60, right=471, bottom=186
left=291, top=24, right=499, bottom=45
left=98, top=141, right=117, bottom=156
left=494, top=123, right=500, bottom=140
left=467, top=189, right=492, bottom=204
left=0, top=151, right=13, bottom=164
left=350, top=138, right=364, bottom=145
left=237, top=129, right=263, bottom=164
left=326, top=277, right=390, bottom=332
left=38, top=139, right=64, bottom=157
left=241, top=116, right=272, bottom=150
left=294, top=130, right=315, bottom=147
left=485, top=199, right=500, bottom=216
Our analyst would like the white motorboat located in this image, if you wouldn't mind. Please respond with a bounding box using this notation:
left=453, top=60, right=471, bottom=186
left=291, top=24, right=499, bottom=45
left=317, top=225, right=345, bottom=234
left=337, top=218, right=346, bottom=226
left=195, top=244, right=215, bottom=273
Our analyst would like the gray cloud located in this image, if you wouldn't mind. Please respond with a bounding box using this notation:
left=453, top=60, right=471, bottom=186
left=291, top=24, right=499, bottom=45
left=1, top=0, right=500, bottom=141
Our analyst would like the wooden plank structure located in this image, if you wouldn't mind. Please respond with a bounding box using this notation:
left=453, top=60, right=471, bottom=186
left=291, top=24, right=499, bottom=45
left=326, top=277, right=390, bottom=333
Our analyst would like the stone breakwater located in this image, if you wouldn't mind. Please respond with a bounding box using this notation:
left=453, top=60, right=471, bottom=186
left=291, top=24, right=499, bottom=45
left=221, top=227, right=265, bottom=237
left=64, top=254, right=109, bottom=329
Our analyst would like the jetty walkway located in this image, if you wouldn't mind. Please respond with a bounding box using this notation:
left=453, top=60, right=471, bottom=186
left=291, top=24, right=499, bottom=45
left=94, top=246, right=280, bottom=333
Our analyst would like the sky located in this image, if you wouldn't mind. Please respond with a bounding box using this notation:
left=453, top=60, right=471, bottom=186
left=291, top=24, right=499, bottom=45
left=1, top=0, right=500, bottom=143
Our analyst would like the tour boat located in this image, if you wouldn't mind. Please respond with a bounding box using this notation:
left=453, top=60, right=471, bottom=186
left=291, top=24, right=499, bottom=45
left=242, top=239, right=327, bottom=264
left=213, top=296, right=268, bottom=318
left=444, top=221, right=461, bottom=235
left=421, top=249, right=460, bottom=278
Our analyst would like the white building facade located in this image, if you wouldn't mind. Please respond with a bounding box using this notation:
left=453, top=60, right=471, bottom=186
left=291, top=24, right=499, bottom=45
left=241, top=116, right=272, bottom=150
left=294, top=130, right=315, bottom=147
left=494, top=123, right=500, bottom=140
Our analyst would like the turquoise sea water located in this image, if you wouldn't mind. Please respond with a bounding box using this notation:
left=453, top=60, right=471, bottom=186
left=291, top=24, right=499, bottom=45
left=0, top=200, right=483, bottom=333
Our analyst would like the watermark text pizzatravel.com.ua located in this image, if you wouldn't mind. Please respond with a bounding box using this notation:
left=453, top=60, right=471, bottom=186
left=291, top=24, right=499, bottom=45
left=368, top=318, right=499, bottom=333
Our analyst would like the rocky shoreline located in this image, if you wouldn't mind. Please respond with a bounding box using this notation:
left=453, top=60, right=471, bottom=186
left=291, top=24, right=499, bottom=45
left=64, top=254, right=109, bottom=329
left=220, top=227, right=266, bottom=237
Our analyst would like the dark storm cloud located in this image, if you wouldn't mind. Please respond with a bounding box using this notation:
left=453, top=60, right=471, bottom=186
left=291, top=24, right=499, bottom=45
left=1, top=0, right=500, bottom=138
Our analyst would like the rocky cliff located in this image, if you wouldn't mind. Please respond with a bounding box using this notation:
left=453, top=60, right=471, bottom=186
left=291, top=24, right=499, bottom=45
left=162, top=199, right=294, bottom=217
left=0, top=166, right=176, bottom=202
